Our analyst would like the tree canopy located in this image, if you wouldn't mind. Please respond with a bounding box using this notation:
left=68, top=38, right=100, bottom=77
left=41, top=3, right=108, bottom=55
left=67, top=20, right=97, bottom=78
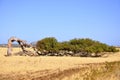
left=36, top=37, right=118, bottom=55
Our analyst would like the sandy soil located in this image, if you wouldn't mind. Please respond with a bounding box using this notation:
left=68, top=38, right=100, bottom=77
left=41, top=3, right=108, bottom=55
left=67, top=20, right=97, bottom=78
left=0, top=47, right=120, bottom=80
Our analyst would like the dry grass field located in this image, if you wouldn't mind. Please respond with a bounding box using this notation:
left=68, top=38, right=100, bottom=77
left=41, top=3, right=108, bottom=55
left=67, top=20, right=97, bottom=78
left=0, top=47, right=120, bottom=80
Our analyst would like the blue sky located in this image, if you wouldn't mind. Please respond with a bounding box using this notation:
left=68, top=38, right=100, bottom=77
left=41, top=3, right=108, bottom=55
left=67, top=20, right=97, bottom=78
left=0, top=0, right=120, bottom=46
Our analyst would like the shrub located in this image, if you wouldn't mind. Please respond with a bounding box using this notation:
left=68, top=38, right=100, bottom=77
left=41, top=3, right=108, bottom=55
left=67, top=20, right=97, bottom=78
left=36, top=37, right=59, bottom=53
left=36, top=37, right=119, bottom=55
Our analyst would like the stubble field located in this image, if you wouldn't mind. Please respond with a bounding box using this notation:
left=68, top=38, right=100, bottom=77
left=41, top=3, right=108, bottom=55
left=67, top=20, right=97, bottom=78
left=0, top=47, right=120, bottom=80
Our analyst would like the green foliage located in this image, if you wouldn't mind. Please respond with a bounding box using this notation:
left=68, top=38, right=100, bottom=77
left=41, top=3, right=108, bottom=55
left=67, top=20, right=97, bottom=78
left=58, top=42, right=72, bottom=51
left=36, top=37, right=118, bottom=54
left=36, top=37, right=59, bottom=53
left=68, top=38, right=118, bottom=53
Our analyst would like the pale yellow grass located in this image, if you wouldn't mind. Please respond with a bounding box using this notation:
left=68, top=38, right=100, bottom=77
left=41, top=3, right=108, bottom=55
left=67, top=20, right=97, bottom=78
left=0, top=47, right=120, bottom=75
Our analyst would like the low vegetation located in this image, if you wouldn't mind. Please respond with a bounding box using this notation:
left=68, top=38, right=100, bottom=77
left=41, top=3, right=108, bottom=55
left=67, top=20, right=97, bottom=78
left=66, top=61, right=120, bottom=80
left=36, top=37, right=118, bottom=56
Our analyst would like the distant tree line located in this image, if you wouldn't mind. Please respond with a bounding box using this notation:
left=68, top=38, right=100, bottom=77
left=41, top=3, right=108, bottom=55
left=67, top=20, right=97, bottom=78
left=36, top=37, right=119, bottom=56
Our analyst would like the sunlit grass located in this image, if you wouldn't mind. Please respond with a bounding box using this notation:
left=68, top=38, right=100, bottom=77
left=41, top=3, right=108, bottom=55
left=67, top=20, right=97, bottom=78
left=0, top=47, right=120, bottom=80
